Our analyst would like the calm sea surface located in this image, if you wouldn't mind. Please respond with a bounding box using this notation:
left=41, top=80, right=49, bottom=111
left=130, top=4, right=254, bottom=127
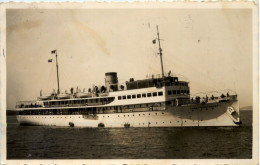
left=7, top=110, right=252, bottom=159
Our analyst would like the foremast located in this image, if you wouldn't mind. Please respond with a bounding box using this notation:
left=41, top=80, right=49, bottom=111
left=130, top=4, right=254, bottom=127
left=156, top=25, right=165, bottom=78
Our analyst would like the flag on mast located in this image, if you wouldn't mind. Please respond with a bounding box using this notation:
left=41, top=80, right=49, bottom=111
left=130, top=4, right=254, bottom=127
left=152, top=39, right=156, bottom=44
left=48, top=59, right=53, bottom=62
left=51, top=50, right=56, bottom=54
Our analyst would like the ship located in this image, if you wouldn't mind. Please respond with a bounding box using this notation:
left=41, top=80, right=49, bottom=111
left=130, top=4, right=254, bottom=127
left=15, top=26, right=242, bottom=127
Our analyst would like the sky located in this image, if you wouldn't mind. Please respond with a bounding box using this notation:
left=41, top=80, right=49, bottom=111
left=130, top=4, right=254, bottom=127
left=6, top=9, right=252, bottom=109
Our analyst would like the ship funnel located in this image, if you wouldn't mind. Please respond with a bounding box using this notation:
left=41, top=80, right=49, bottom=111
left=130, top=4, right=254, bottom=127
left=105, top=72, right=118, bottom=92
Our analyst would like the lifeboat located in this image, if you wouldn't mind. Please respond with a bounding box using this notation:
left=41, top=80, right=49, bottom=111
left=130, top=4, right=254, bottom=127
left=75, top=92, right=91, bottom=98
left=38, top=95, right=51, bottom=100
left=99, top=92, right=109, bottom=97
left=57, top=93, right=70, bottom=99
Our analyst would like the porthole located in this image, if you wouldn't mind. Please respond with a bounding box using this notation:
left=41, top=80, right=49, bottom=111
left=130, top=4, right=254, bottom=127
left=170, top=121, right=171, bottom=123
left=118, top=115, right=119, bottom=117
left=128, top=115, right=129, bottom=117
left=139, top=114, right=140, bottom=116
left=139, top=123, right=140, bottom=125
left=155, top=113, right=157, bottom=115
left=143, top=114, right=145, bottom=116
left=108, top=116, right=109, bottom=117
left=143, top=123, right=144, bottom=125
left=163, top=122, right=164, bottom=123
left=149, top=114, right=150, bottom=115
left=79, top=117, right=80, bottom=118
left=156, top=122, right=157, bottom=124
left=124, top=115, right=125, bottom=117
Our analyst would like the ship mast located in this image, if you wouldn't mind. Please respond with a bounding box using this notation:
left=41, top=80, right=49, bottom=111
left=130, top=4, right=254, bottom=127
left=56, top=50, right=60, bottom=94
left=156, top=25, right=165, bottom=78
left=51, top=49, right=60, bottom=94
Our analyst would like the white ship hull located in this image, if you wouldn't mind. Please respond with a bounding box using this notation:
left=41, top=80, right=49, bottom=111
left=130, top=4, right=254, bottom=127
left=17, top=100, right=240, bottom=127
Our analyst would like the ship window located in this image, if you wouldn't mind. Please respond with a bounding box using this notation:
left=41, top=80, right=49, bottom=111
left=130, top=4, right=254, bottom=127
left=187, top=90, right=190, bottom=94
left=181, top=90, right=183, bottom=94
left=123, top=96, right=126, bottom=99
left=173, top=90, right=176, bottom=94
left=118, top=96, right=122, bottom=100
left=142, top=93, right=146, bottom=97
left=127, top=95, right=131, bottom=99
left=177, top=90, right=180, bottom=94
left=158, top=91, right=163, bottom=96
left=147, top=93, right=152, bottom=97
left=153, top=92, right=157, bottom=96
left=135, top=104, right=140, bottom=108
left=168, top=90, right=172, bottom=95
left=137, top=94, right=141, bottom=98
left=132, top=95, right=136, bottom=99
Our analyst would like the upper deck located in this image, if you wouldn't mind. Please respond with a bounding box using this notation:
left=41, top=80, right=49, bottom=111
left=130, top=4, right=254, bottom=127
left=15, top=73, right=191, bottom=110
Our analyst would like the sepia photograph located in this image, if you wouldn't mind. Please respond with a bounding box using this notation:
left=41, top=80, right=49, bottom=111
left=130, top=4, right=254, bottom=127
left=1, top=2, right=258, bottom=165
